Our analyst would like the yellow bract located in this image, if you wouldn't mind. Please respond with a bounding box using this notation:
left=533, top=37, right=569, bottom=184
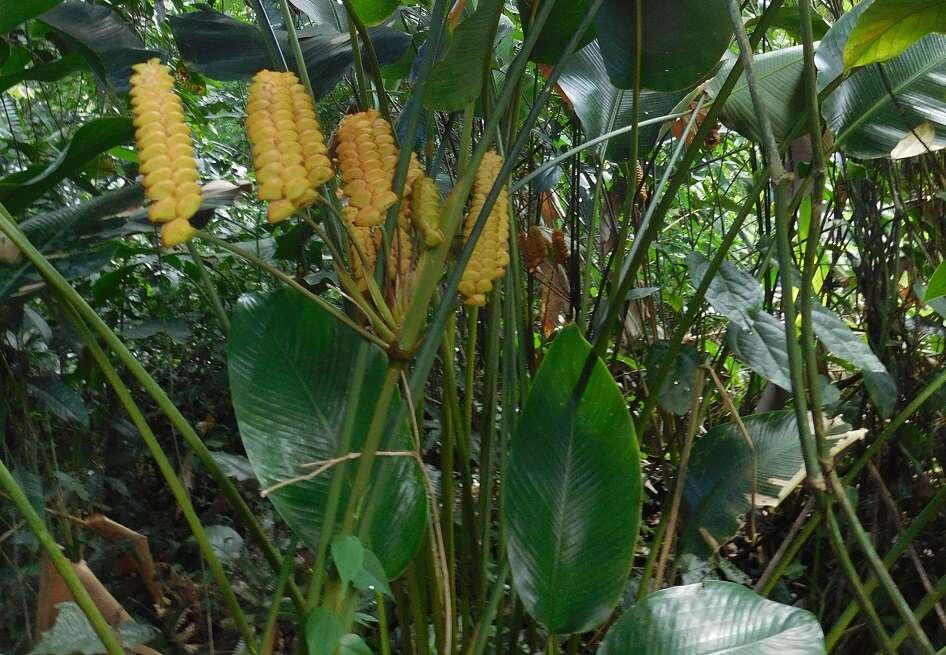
left=459, top=151, right=510, bottom=307
left=130, top=58, right=202, bottom=246
left=246, top=70, right=332, bottom=224
left=410, top=176, right=444, bottom=248
left=336, top=109, right=400, bottom=228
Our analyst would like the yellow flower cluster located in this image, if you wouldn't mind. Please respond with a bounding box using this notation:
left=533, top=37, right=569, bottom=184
left=336, top=109, right=399, bottom=227
left=129, top=58, right=202, bottom=247
left=246, top=70, right=333, bottom=224
left=459, top=151, right=510, bottom=307
left=410, top=176, right=444, bottom=248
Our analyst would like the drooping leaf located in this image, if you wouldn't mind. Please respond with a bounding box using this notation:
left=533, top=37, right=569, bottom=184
left=30, top=602, right=158, bottom=655
left=289, top=0, right=348, bottom=30
left=706, top=46, right=807, bottom=147
left=816, top=0, right=874, bottom=92
left=228, top=289, right=426, bottom=578
left=0, top=185, right=142, bottom=301
left=681, top=411, right=865, bottom=555
left=726, top=311, right=793, bottom=391
left=331, top=535, right=365, bottom=587
left=503, top=325, right=641, bottom=634
left=169, top=8, right=410, bottom=98
left=39, top=2, right=159, bottom=92
left=597, top=581, right=826, bottom=655
left=353, top=550, right=392, bottom=597
left=425, top=0, right=504, bottom=111
left=0, top=0, right=62, bottom=34
left=0, top=116, right=134, bottom=213
left=27, top=377, right=90, bottom=428
left=687, top=252, right=763, bottom=329
left=594, top=0, right=732, bottom=91
left=306, top=608, right=344, bottom=655
left=844, top=0, right=946, bottom=69
left=645, top=341, right=703, bottom=416
left=824, top=32, right=946, bottom=159
left=348, top=0, right=399, bottom=26
left=746, top=7, right=830, bottom=41
left=555, top=41, right=686, bottom=160
left=810, top=302, right=896, bottom=417
left=517, top=0, right=596, bottom=64
left=208, top=452, right=256, bottom=482
left=0, top=54, right=84, bottom=94
left=926, top=260, right=946, bottom=301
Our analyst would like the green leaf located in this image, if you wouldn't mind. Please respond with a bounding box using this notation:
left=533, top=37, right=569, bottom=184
left=305, top=608, right=344, bottom=655
left=810, top=302, right=896, bottom=417
left=353, top=549, right=393, bottom=597
left=556, top=42, right=686, bottom=160
left=598, top=581, right=825, bottom=655
left=681, top=411, right=865, bottom=555
left=816, top=0, right=874, bottom=92
left=39, top=2, right=159, bottom=92
left=746, top=7, right=830, bottom=41
left=503, top=325, right=641, bottom=634
left=332, top=535, right=365, bottom=586
left=926, top=261, right=946, bottom=301
left=0, top=116, right=134, bottom=213
left=594, top=0, right=732, bottom=91
left=645, top=341, right=703, bottom=416
left=27, top=377, right=89, bottom=428
left=726, top=311, right=793, bottom=391
left=0, top=0, right=61, bottom=34
left=424, top=0, right=504, bottom=111
left=824, top=31, right=946, bottom=159
left=348, top=0, right=399, bottom=26
left=0, top=54, right=84, bottom=94
left=844, top=0, right=946, bottom=69
left=687, top=252, right=763, bottom=329
left=169, top=8, right=410, bottom=98
left=30, top=602, right=158, bottom=655
left=517, top=0, right=596, bottom=64
left=228, top=289, right=426, bottom=578
left=707, top=46, right=807, bottom=147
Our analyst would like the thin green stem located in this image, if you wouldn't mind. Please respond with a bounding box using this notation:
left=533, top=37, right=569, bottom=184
left=260, top=540, right=297, bottom=655
left=185, top=241, right=230, bottom=334
left=340, top=0, right=391, bottom=120
left=0, top=457, right=125, bottom=655
left=826, top=471, right=935, bottom=654
left=65, top=305, right=258, bottom=652
left=0, top=204, right=303, bottom=615
left=200, top=233, right=392, bottom=347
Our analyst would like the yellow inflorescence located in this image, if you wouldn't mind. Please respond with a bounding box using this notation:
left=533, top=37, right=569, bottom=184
left=410, top=176, right=444, bottom=248
left=246, top=70, right=333, bottom=224
left=459, top=151, right=510, bottom=307
left=129, top=58, right=201, bottom=247
left=336, top=110, right=400, bottom=228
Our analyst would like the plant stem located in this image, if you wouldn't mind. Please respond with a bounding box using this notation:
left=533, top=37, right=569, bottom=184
left=0, top=203, right=303, bottom=614
left=66, top=305, right=259, bottom=650
left=260, top=540, right=297, bottom=655
left=826, top=471, right=935, bottom=654
left=0, top=457, right=126, bottom=655
left=340, top=0, right=391, bottom=120
left=186, top=240, right=230, bottom=334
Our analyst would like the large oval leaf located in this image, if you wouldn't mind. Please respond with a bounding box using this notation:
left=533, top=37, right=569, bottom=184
left=815, top=0, right=874, bottom=92
left=424, top=0, right=503, bottom=111
left=597, top=581, right=826, bottom=655
left=594, top=0, right=732, bottom=91
left=503, top=325, right=641, bottom=634
left=706, top=46, right=806, bottom=148
left=680, top=411, right=865, bottom=555
left=844, top=0, right=946, bottom=69
left=823, top=32, right=946, bottom=159
left=517, top=0, right=596, bottom=64
left=228, top=290, right=426, bottom=578
left=556, top=41, right=686, bottom=160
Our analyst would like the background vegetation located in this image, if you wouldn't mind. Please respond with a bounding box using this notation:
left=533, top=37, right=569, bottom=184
left=1, top=0, right=945, bottom=654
